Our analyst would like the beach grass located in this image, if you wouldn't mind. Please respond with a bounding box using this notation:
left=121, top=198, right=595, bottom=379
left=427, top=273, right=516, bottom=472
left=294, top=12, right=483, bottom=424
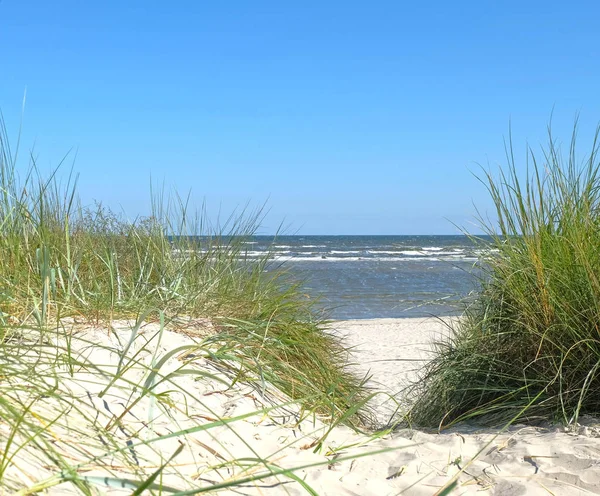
left=0, top=117, right=374, bottom=493
left=0, top=316, right=380, bottom=494
left=411, top=120, right=600, bottom=428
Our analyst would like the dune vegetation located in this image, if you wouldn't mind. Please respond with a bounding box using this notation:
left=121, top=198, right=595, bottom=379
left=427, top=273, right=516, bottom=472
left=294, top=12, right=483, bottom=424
left=7, top=111, right=600, bottom=493
left=0, top=118, right=374, bottom=494
left=411, top=121, right=600, bottom=429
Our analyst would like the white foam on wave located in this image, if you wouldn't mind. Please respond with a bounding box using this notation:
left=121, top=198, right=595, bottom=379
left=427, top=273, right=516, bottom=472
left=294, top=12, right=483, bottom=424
left=272, top=255, right=480, bottom=263
left=241, top=251, right=268, bottom=257
left=365, top=250, right=424, bottom=256
left=279, top=256, right=366, bottom=262
left=398, top=250, right=427, bottom=256
left=426, top=251, right=470, bottom=257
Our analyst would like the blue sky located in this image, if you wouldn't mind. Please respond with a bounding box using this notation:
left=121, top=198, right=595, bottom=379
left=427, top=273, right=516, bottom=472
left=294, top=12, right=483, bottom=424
left=1, top=1, right=600, bottom=234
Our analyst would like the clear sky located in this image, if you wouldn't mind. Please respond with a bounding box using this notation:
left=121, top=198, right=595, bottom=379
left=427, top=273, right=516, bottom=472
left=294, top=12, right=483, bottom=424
left=1, top=1, right=600, bottom=234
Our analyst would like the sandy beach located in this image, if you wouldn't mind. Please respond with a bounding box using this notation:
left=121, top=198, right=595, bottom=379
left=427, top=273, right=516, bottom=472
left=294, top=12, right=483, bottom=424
left=5, top=3, right=600, bottom=493
left=332, top=317, right=455, bottom=425
left=4, top=317, right=600, bottom=495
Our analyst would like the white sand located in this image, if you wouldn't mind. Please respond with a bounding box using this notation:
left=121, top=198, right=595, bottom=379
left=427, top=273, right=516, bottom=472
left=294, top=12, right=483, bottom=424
left=4, top=317, right=600, bottom=495
left=331, top=317, right=456, bottom=424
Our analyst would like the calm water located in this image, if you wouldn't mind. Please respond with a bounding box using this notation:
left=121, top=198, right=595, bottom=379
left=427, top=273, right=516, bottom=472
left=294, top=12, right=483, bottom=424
left=244, top=235, right=486, bottom=319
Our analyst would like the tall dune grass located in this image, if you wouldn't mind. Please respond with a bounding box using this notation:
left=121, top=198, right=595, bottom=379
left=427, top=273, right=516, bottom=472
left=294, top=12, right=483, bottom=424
left=0, top=117, right=369, bottom=420
left=411, top=121, right=600, bottom=428
left=0, top=117, right=374, bottom=493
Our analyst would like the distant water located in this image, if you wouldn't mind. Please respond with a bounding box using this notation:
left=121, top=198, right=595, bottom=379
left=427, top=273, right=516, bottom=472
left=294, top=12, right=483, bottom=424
left=244, top=235, right=487, bottom=320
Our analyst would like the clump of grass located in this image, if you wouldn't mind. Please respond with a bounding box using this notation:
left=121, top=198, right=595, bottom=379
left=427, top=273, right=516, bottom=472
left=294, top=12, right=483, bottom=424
left=411, top=120, right=600, bottom=428
left=206, top=318, right=371, bottom=422
left=0, top=112, right=380, bottom=493
left=0, top=114, right=369, bottom=430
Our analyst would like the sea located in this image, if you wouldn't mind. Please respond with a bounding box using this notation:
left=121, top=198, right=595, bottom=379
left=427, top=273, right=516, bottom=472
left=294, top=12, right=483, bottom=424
left=242, top=235, right=488, bottom=320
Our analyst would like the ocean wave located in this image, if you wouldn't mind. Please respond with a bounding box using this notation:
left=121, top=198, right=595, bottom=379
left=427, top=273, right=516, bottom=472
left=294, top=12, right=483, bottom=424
left=423, top=250, right=470, bottom=257
left=241, top=251, right=270, bottom=257
left=398, top=250, right=427, bottom=256
left=274, top=255, right=480, bottom=263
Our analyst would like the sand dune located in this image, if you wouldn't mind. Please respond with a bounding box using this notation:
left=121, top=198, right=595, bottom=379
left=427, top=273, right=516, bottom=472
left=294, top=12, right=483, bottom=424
left=5, top=318, right=600, bottom=495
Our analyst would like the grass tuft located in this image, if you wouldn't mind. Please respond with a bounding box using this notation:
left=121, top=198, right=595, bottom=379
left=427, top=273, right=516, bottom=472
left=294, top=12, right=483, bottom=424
left=411, top=120, right=600, bottom=428
left=0, top=114, right=374, bottom=493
